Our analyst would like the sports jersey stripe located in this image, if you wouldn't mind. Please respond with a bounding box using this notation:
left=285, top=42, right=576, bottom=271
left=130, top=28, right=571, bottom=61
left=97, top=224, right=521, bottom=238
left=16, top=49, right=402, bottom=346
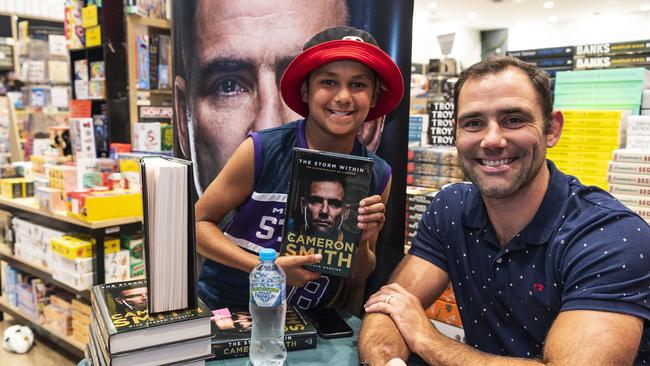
left=251, top=191, right=287, bottom=202
left=225, top=232, right=268, bottom=253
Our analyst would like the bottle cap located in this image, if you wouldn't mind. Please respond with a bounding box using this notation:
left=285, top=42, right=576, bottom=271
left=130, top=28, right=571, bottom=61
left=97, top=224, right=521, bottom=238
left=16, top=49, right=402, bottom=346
left=259, top=248, right=277, bottom=261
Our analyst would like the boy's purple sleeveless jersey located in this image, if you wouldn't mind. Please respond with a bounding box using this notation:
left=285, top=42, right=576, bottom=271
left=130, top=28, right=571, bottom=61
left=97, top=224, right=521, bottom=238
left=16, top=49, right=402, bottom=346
left=198, top=119, right=391, bottom=309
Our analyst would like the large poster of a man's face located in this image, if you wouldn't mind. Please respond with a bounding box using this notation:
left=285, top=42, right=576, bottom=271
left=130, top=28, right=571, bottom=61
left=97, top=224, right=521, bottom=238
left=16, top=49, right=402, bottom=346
left=174, top=0, right=353, bottom=193
left=173, top=0, right=395, bottom=195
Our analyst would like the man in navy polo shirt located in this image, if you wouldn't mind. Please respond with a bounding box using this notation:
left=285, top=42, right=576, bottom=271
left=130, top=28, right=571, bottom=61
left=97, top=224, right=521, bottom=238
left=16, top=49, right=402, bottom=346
left=359, top=56, right=650, bottom=366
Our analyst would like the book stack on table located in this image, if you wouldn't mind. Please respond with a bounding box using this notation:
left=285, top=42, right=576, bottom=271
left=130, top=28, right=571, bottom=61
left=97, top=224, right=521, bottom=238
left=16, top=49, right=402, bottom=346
left=86, top=279, right=212, bottom=366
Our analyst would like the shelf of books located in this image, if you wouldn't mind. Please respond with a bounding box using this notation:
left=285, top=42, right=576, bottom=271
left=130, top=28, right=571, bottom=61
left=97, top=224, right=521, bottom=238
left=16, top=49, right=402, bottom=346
left=125, top=11, right=173, bottom=155
left=0, top=296, right=86, bottom=358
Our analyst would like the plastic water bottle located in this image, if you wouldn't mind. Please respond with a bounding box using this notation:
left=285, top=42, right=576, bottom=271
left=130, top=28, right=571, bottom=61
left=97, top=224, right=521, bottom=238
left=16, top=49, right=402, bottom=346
left=249, top=248, right=287, bottom=366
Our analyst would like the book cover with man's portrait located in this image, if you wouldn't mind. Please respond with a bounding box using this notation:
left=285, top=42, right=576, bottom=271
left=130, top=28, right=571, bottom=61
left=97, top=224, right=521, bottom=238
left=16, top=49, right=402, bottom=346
left=280, top=147, right=373, bottom=277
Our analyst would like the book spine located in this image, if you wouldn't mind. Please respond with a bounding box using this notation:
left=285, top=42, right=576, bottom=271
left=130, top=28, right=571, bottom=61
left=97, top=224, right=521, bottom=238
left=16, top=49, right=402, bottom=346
left=612, top=194, right=650, bottom=208
left=507, top=46, right=574, bottom=58
left=407, top=148, right=459, bottom=166
left=211, top=333, right=317, bottom=360
left=406, top=174, right=463, bottom=189
left=612, top=150, right=650, bottom=164
left=91, top=285, right=115, bottom=345
left=609, top=184, right=650, bottom=196
left=575, top=54, right=650, bottom=70
left=284, top=332, right=317, bottom=351
left=630, top=207, right=650, bottom=222
left=527, top=57, right=573, bottom=68
left=576, top=40, right=650, bottom=56
left=607, top=172, right=650, bottom=187
left=626, top=135, right=650, bottom=151
left=406, top=202, right=429, bottom=213
left=406, top=162, right=464, bottom=178
left=149, top=34, right=159, bottom=90
left=608, top=162, right=650, bottom=175
left=626, top=116, right=650, bottom=136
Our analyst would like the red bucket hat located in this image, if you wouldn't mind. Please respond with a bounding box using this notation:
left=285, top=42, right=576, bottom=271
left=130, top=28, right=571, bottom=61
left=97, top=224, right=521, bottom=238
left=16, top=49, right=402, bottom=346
left=280, top=26, right=404, bottom=122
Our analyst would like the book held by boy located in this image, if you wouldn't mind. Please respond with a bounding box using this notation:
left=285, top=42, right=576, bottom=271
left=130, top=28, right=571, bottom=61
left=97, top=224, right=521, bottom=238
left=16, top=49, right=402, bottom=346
left=280, top=147, right=373, bottom=277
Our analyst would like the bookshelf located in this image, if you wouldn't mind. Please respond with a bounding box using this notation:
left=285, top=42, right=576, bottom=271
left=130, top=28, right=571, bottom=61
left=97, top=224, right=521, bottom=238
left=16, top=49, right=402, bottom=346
left=125, top=13, right=172, bottom=150
left=67, top=1, right=130, bottom=145
left=0, top=195, right=142, bottom=286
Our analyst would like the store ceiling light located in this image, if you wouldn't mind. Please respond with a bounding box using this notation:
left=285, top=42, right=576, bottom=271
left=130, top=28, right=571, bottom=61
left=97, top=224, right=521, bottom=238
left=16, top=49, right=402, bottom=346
left=468, top=12, right=478, bottom=19
left=548, top=15, right=559, bottom=22
left=641, top=4, right=650, bottom=11
left=543, top=1, right=554, bottom=8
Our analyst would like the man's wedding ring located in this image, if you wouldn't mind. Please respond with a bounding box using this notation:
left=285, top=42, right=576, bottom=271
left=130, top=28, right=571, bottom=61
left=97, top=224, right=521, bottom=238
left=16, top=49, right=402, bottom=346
left=384, top=295, right=393, bottom=304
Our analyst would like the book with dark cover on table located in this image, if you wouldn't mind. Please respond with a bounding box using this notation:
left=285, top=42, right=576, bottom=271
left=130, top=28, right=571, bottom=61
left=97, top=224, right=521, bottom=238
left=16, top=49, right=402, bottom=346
left=211, top=306, right=316, bottom=360
left=90, top=279, right=211, bottom=355
left=280, top=147, right=373, bottom=277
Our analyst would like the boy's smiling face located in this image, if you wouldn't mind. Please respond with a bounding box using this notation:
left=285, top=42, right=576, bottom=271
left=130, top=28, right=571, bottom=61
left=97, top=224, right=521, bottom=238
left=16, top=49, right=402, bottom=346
left=301, top=60, right=377, bottom=139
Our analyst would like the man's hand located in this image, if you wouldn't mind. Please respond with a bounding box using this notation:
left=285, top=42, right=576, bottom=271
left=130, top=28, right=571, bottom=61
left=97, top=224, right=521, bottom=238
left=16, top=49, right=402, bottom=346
left=275, top=254, right=322, bottom=287
left=358, top=194, right=385, bottom=241
left=365, top=283, right=437, bottom=354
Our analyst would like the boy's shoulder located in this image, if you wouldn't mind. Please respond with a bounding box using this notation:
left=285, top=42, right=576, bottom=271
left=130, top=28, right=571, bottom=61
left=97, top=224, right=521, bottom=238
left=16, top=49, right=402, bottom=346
left=257, top=119, right=301, bottom=137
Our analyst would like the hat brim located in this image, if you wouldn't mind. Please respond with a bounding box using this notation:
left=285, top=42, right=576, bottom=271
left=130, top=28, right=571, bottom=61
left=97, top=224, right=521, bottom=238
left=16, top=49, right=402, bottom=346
left=280, top=40, right=404, bottom=122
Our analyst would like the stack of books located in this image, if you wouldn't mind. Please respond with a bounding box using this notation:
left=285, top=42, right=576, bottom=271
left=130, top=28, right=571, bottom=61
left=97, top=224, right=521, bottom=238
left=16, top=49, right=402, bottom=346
left=404, top=186, right=439, bottom=252
left=607, top=115, right=650, bottom=223
left=427, top=101, right=455, bottom=146
left=548, top=110, right=627, bottom=189
left=574, top=40, right=650, bottom=71
left=553, top=67, right=650, bottom=113
left=406, top=146, right=464, bottom=189
left=86, top=280, right=212, bottom=366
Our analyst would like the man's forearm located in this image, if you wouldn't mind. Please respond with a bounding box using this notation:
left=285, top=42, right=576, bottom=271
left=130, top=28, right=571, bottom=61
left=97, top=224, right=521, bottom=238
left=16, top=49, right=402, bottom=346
left=359, top=313, right=410, bottom=365
left=414, top=329, right=543, bottom=366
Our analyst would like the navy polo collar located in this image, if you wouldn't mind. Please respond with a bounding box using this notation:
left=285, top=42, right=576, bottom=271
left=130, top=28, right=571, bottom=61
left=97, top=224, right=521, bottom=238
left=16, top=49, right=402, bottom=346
left=463, top=160, right=570, bottom=246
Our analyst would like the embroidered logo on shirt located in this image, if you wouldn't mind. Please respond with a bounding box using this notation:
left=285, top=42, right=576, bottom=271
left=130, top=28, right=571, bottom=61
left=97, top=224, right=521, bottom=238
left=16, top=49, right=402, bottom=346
left=533, top=283, right=545, bottom=292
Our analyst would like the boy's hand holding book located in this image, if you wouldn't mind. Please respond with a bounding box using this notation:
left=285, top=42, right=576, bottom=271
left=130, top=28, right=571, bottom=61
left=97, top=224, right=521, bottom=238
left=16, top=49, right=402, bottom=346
left=275, top=253, right=323, bottom=287
left=357, top=194, right=386, bottom=242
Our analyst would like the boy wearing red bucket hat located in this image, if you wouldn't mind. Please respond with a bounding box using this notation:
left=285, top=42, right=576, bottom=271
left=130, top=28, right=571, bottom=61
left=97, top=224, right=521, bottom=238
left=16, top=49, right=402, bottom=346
left=195, top=26, right=404, bottom=310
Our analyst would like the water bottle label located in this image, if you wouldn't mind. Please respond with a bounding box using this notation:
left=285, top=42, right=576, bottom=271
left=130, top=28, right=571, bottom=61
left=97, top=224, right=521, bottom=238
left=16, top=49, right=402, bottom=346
left=251, top=285, right=284, bottom=307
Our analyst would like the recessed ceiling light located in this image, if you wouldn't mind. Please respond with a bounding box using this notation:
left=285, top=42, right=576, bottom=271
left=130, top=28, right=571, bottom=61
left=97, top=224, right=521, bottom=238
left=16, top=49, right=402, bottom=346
left=641, top=4, right=650, bottom=11
left=468, top=12, right=478, bottom=19
left=548, top=16, right=559, bottom=22
left=543, top=1, right=554, bottom=8
left=427, top=2, right=438, bottom=11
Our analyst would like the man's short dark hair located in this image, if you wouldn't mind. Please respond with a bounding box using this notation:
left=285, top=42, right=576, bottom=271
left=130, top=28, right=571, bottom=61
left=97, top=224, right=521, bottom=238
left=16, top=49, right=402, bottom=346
left=453, top=56, right=554, bottom=133
left=174, top=0, right=199, bottom=83
left=302, top=171, right=347, bottom=200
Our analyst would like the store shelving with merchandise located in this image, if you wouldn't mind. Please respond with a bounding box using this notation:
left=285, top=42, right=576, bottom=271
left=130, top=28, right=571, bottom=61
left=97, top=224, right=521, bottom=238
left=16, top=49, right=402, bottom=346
left=125, top=9, right=173, bottom=155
